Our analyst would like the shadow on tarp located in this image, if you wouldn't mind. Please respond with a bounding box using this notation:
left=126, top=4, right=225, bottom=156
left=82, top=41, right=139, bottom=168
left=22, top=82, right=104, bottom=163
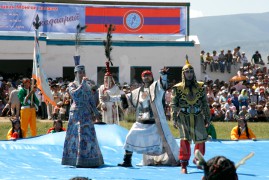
left=0, top=124, right=268, bottom=180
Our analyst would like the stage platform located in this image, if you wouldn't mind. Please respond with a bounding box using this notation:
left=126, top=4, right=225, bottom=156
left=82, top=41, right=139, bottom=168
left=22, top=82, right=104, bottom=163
left=0, top=124, right=268, bottom=180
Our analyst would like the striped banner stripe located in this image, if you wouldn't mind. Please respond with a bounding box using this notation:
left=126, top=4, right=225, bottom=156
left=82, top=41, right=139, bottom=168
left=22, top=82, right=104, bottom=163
left=85, top=7, right=180, bottom=17
left=86, top=24, right=180, bottom=34
left=85, top=16, right=180, bottom=25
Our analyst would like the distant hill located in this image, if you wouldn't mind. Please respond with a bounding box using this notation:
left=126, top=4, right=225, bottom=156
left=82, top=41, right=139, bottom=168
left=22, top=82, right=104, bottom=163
left=191, top=12, right=269, bottom=60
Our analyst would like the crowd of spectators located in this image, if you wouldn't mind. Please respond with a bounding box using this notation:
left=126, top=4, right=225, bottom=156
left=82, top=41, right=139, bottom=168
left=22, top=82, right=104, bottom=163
left=0, top=48, right=269, bottom=125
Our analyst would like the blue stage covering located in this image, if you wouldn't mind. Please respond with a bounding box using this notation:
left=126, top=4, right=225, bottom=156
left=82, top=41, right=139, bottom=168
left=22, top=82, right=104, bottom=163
left=0, top=124, right=268, bottom=180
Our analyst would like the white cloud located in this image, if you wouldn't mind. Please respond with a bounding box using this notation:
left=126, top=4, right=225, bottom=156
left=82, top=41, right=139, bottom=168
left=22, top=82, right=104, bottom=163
left=190, top=9, right=204, bottom=18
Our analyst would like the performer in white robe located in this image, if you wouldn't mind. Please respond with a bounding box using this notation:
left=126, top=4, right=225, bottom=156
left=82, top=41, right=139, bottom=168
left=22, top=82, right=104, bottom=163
left=116, top=68, right=179, bottom=167
left=99, top=61, right=124, bottom=124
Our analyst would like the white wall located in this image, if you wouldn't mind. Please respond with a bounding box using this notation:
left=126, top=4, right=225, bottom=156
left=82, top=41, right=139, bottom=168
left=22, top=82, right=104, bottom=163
left=0, top=38, right=201, bottom=84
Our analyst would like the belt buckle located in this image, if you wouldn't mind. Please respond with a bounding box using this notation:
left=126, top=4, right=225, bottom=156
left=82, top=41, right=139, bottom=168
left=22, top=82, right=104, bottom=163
left=190, top=106, right=195, bottom=114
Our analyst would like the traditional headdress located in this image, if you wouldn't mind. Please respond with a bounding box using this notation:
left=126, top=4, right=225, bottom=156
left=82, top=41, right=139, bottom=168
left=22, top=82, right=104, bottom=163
left=74, top=65, right=85, bottom=73
left=141, top=70, right=153, bottom=78
left=103, top=24, right=115, bottom=88
left=181, top=55, right=198, bottom=89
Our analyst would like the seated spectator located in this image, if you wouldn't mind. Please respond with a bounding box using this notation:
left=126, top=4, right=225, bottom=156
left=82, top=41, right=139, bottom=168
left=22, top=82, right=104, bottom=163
left=47, top=119, right=66, bottom=134
left=6, top=118, right=25, bottom=140
left=238, top=106, right=249, bottom=118
left=224, top=106, right=237, bottom=122
left=212, top=103, right=225, bottom=121
left=231, top=117, right=256, bottom=140
left=257, top=104, right=266, bottom=122
left=238, top=89, right=249, bottom=109
left=223, top=98, right=234, bottom=112
left=263, top=102, right=269, bottom=121
left=247, top=102, right=258, bottom=122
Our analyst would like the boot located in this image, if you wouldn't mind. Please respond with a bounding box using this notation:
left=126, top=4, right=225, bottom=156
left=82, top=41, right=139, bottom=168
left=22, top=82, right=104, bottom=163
left=181, top=160, right=188, bottom=174
left=118, top=151, right=132, bottom=167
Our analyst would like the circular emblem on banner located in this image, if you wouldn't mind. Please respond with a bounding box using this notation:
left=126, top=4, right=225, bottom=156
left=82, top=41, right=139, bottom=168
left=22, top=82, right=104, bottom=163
left=124, top=10, right=144, bottom=32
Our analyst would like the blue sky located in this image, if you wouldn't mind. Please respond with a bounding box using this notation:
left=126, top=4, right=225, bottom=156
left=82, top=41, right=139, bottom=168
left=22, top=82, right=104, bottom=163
left=180, top=0, right=269, bottom=18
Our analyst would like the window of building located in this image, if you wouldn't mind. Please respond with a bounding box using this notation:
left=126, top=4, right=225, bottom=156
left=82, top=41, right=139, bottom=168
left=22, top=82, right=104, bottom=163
left=130, top=66, right=151, bottom=84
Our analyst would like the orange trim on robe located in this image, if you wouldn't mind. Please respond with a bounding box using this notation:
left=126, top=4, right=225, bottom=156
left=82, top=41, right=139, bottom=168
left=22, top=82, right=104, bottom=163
left=231, top=126, right=256, bottom=140
left=6, top=128, right=25, bottom=140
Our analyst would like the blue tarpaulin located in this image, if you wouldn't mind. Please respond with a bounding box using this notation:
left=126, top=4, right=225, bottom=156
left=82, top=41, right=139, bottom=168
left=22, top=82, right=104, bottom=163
left=0, top=124, right=268, bottom=180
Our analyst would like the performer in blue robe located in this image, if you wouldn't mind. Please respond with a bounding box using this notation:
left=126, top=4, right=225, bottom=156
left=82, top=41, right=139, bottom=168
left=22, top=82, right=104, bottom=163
left=62, top=65, right=104, bottom=168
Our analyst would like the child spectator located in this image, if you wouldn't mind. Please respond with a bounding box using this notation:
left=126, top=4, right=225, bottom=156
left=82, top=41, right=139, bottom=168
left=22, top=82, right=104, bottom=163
left=231, top=117, right=256, bottom=140
left=6, top=118, right=25, bottom=140
left=47, top=119, right=66, bottom=134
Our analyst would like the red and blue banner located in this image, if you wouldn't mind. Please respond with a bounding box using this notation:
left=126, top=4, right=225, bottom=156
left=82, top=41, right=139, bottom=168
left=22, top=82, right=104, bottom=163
left=85, top=7, right=185, bottom=34
left=0, top=2, right=187, bottom=35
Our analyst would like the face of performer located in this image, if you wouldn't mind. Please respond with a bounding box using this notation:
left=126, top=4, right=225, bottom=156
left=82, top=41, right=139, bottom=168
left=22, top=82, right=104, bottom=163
left=23, top=79, right=31, bottom=89
left=104, top=75, right=114, bottom=89
left=184, top=68, right=194, bottom=81
left=142, top=74, right=153, bottom=84
left=76, top=70, right=85, bottom=82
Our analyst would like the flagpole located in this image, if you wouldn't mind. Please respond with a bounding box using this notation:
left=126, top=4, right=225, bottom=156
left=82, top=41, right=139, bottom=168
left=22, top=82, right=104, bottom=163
left=32, top=14, right=56, bottom=107
left=31, top=15, right=41, bottom=108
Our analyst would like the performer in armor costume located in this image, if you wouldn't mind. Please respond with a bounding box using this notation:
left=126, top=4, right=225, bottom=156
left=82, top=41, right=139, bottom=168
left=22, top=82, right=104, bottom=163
left=117, top=68, right=179, bottom=167
left=62, top=65, right=104, bottom=168
left=170, top=58, right=210, bottom=174
left=99, top=62, right=124, bottom=124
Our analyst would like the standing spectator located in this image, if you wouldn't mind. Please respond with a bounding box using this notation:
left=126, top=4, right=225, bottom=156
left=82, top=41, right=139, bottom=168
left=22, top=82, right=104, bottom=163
left=232, top=46, right=241, bottom=63
left=212, top=50, right=219, bottom=72
left=225, top=50, right=233, bottom=73
left=231, top=117, right=256, bottom=140
left=251, top=51, right=263, bottom=64
left=39, top=91, right=48, bottom=119
left=63, top=90, right=71, bottom=120
left=62, top=65, right=104, bottom=168
left=218, top=50, right=226, bottom=73
left=241, top=52, right=249, bottom=67
left=205, top=52, right=214, bottom=72
left=171, top=60, right=210, bottom=174
left=9, top=88, right=20, bottom=118
left=200, top=50, right=206, bottom=73
left=17, top=78, right=39, bottom=137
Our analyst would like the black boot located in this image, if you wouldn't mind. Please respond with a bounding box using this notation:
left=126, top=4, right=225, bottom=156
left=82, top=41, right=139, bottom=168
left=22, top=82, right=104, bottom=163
left=118, top=151, right=132, bottom=167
